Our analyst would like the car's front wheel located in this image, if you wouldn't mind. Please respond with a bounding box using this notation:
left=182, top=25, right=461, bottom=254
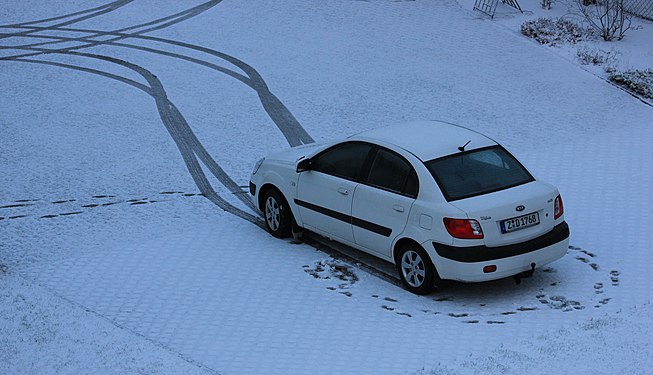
left=262, top=188, right=292, bottom=238
left=397, top=243, right=437, bottom=295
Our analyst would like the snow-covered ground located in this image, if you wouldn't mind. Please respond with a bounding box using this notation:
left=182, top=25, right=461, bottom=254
left=1, top=0, right=652, bottom=374
left=455, top=0, right=653, bottom=100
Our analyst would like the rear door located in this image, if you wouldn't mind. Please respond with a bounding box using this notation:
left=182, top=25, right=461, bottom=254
left=352, top=147, right=418, bottom=258
left=296, top=142, right=374, bottom=243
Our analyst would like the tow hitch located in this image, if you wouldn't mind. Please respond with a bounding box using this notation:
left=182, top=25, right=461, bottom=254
left=512, top=262, right=536, bottom=285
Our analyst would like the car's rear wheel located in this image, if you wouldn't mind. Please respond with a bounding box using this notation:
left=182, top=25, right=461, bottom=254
left=397, top=243, right=436, bottom=295
left=263, top=188, right=292, bottom=238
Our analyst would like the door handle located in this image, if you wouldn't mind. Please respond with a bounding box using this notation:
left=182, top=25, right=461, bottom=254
left=337, top=187, right=349, bottom=196
left=392, top=205, right=404, bottom=213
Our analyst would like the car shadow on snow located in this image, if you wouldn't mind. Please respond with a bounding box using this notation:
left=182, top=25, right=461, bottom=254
left=301, top=236, right=621, bottom=324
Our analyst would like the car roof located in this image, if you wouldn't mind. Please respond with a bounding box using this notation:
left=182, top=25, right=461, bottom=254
left=349, top=120, right=497, bottom=161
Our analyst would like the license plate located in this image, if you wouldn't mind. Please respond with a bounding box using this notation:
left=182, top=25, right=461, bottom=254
left=501, top=212, right=540, bottom=233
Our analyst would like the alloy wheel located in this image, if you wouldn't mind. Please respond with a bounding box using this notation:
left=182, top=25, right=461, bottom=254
left=401, top=250, right=426, bottom=288
left=265, top=196, right=281, bottom=231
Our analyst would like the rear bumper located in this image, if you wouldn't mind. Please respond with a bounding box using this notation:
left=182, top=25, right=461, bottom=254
left=434, top=221, right=569, bottom=262
left=428, top=222, right=569, bottom=282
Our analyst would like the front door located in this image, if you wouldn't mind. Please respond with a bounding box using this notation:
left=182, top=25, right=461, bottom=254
left=296, top=173, right=358, bottom=242
left=296, top=142, right=374, bottom=243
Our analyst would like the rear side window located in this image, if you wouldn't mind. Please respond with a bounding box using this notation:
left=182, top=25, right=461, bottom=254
left=313, top=142, right=373, bottom=181
left=426, top=146, right=534, bottom=201
left=366, top=149, right=418, bottom=198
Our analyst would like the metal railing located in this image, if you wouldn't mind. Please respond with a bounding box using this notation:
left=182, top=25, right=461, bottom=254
left=624, top=0, right=653, bottom=20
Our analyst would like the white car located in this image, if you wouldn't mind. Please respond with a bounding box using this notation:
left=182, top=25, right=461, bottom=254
left=249, top=121, right=569, bottom=294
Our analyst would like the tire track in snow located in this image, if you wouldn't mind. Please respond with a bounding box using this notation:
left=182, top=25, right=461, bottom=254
left=0, top=0, right=220, bottom=44
left=5, top=52, right=262, bottom=226
left=0, top=1, right=266, bottom=224
left=1, top=0, right=312, bottom=222
left=0, top=0, right=223, bottom=58
left=2, top=0, right=128, bottom=28
left=0, top=0, right=135, bottom=40
left=0, top=25, right=314, bottom=147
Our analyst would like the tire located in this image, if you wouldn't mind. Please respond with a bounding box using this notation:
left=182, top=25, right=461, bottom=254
left=262, top=188, right=293, bottom=238
left=397, top=243, right=437, bottom=295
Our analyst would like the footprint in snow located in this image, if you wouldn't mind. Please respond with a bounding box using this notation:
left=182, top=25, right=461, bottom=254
left=0, top=203, right=33, bottom=209
left=594, top=283, right=604, bottom=294
left=610, top=270, right=620, bottom=286
left=1, top=191, right=205, bottom=224
left=434, top=296, right=454, bottom=302
left=52, top=199, right=76, bottom=204
left=304, top=259, right=359, bottom=291
left=568, top=245, right=601, bottom=271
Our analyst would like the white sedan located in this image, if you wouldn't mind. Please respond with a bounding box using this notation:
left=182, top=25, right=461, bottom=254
left=249, top=121, right=569, bottom=294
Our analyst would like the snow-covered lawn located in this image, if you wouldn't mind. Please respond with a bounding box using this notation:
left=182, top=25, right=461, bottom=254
left=1, top=0, right=652, bottom=374
left=456, top=0, right=653, bottom=101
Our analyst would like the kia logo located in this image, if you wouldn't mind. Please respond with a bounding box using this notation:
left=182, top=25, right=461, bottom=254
left=516, top=205, right=525, bottom=212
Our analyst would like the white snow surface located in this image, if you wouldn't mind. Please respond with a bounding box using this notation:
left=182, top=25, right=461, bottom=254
left=456, top=0, right=653, bottom=89
left=1, top=0, right=652, bottom=374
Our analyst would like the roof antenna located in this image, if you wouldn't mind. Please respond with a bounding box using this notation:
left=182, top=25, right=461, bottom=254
left=458, top=140, right=471, bottom=152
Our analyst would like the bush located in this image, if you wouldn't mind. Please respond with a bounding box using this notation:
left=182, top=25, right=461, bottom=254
left=521, top=18, right=594, bottom=45
left=609, top=70, right=653, bottom=99
left=577, top=0, right=631, bottom=41
left=575, top=47, right=619, bottom=67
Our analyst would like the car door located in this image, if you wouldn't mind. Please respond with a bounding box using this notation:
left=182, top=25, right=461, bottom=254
left=296, top=142, right=374, bottom=243
left=352, top=147, right=418, bottom=258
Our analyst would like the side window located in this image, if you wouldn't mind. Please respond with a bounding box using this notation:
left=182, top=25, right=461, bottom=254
left=404, top=169, right=418, bottom=198
left=313, top=142, right=373, bottom=181
left=366, top=149, right=418, bottom=198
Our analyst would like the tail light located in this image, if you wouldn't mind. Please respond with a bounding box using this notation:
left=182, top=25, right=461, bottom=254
left=443, top=218, right=484, bottom=239
left=554, top=194, right=564, bottom=219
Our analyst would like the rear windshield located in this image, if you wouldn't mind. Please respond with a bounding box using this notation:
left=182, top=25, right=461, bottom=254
left=425, top=146, right=534, bottom=201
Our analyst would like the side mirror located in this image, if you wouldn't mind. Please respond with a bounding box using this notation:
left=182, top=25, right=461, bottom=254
left=296, top=158, right=313, bottom=173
